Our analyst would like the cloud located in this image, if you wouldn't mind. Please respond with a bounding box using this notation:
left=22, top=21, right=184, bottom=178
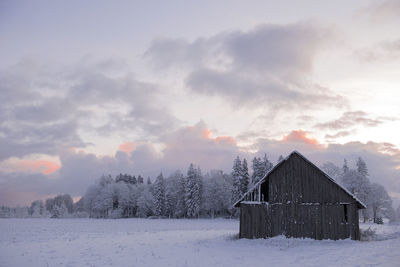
left=145, top=22, right=346, bottom=111
left=365, top=0, right=400, bottom=23
left=2, top=123, right=400, bottom=208
left=0, top=58, right=179, bottom=160
left=0, top=158, right=61, bottom=175
left=118, top=142, right=136, bottom=154
left=355, top=38, right=400, bottom=62
left=282, top=130, right=320, bottom=146
left=314, top=111, right=387, bottom=130
left=325, top=130, right=354, bottom=140
left=0, top=121, right=242, bottom=205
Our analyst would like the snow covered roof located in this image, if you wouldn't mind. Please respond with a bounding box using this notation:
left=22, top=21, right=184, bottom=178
left=233, top=150, right=367, bottom=209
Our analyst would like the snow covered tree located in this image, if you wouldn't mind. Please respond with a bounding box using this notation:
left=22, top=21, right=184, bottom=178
left=231, top=156, right=242, bottom=206
left=251, top=157, right=261, bottom=185
left=342, top=159, right=349, bottom=174
left=396, top=205, right=400, bottom=222
left=154, top=173, right=166, bottom=216
left=261, top=153, right=273, bottom=174
left=369, top=183, right=392, bottom=223
left=202, top=170, right=232, bottom=218
left=147, top=177, right=152, bottom=185
left=239, top=158, right=250, bottom=195
left=129, top=175, right=137, bottom=185
left=51, top=202, right=67, bottom=218
left=356, top=157, right=369, bottom=178
left=45, top=194, right=74, bottom=217
left=251, top=154, right=273, bottom=185
left=137, top=175, right=144, bottom=184
left=340, top=169, right=371, bottom=222
left=340, top=169, right=370, bottom=200
left=84, top=184, right=102, bottom=217
left=175, top=171, right=187, bottom=218
left=29, top=200, right=45, bottom=217
left=136, top=184, right=154, bottom=217
left=185, top=163, right=202, bottom=218
left=164, top=171, right=182, bottom=218
left=321, top=162, right=341, bottom=181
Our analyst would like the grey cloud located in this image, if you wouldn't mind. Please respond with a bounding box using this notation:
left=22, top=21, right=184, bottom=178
left=222, top=23, right=329, bottom=73
left=315, top=111, right=387, bottom=130
left=0, top=120, right=85, bottom=161
left=0, top=59, right=179, bottom=160
left=365, top=0, right=400, bottom=23
left=325, top=130, right=354, bottom=140
left=381, top=38, right=400, bottom=52
left=356, top=38, right=400, bottom=62
left=186, top=68, right=345, bottom=109
left=146, top=22, right=345, bottom=110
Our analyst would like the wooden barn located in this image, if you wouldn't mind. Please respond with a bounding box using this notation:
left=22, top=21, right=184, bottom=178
left=234, top=151, right=366, bottom=240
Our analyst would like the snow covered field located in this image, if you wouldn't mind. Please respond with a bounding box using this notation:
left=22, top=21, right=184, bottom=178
left=1, top=218, right=400, bottom=267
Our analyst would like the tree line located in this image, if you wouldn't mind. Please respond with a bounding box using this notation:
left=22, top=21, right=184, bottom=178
left=1, top=154, right=399, bottom=223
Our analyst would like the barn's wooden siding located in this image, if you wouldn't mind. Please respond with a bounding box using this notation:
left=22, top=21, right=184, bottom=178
left=264, top=153, right=355, bottom=205
left=239, top=152, right=362, bottom=240
left=240, top=203, right=359, bottom=240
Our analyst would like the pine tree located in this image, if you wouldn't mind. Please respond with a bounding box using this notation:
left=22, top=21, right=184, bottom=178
left=356, top=157, right=369, bottom=177
left=251, top=153, right=273, bottom=185
left=231, top=156, right=242, bottom=205
left=147, top=177, right=152, bottom=185
left=195, top=166, right=203, bottom=216
left=239, top=158, right=250, bottom=195
left=261, top=153, right=273, bottom=175
left=342, top=159, right=349, bottom=173
left=251, top=157, right=261, bottom=185
left=154, top=173, right=166, bottom=216
left=278, top=155, right=284, bottom=163
left=130, top=175, right=137, bottom=185
left=175, top=172, right=187, bottom=217
left=185, top=163, right=202, bottom=218
left=137, top=175, right=144, bottom=184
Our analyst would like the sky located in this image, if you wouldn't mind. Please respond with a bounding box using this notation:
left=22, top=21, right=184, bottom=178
left=1, top=0, right=400, bottom=207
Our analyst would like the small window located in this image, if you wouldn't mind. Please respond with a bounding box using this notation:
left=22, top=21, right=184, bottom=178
left=343, top=204, right=348, bottom=223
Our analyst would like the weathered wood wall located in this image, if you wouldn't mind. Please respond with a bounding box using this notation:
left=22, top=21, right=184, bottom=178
left=264, top=153, right=356, bottom=205
left=240, top=203, right=360, bottom=240
left=239, top=153, right=361, bottom=240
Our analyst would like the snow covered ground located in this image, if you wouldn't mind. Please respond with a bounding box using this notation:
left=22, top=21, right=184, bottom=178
left=1, top=218, right=400, bottom=267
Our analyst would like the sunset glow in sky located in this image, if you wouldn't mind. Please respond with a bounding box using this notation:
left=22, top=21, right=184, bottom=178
left=1, top=0, right=400, bottom=206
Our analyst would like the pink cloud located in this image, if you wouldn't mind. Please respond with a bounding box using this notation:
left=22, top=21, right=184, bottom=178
left=118, top=142, right=136, bottom=154
left=283, top=129, right=320, bottom=146
left=18, top=160, right=61, bottom=174
left=215, top=136, right=237, bottom=145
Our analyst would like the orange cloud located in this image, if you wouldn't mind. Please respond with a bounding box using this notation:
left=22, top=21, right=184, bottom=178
left=283, top=130, right=319, bottom=146
left=215, top=136, right=237, bottom=145
left=18, top=160, right=61, bottom=174
left=118, top=142, right=136, bottom=154
left=203, top=129, right=212, bottom=139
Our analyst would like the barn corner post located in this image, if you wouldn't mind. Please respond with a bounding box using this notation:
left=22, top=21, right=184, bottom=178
left=235, top=151, right=365, bottom=241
